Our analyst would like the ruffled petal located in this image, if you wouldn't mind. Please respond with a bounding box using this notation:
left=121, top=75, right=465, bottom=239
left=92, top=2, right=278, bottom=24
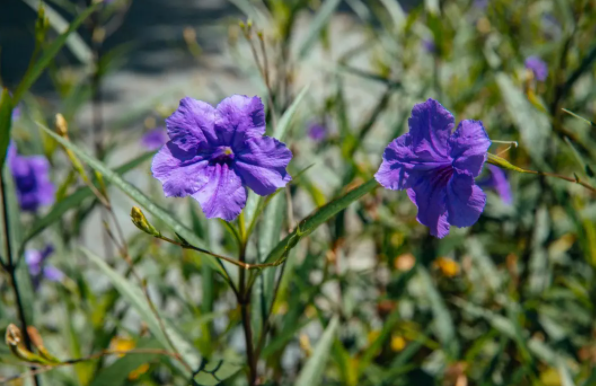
left=151, top=142, right=211, bottom=197
left=215, top=95, right=266, bottom=149
left=408, top=98, right=454, bottom=160
left=191, top=164, right=247, bottom=221
left=375, top=133, right=451, bottom=190
left=165, top=97, right=217, bottom=152
left=407, top=168, right=452, bottom=238
left=446, top=173, right=486, bottom=227
left=234, top=136, right=292, bottom=196
left=449, top=120, right=491, bottom=177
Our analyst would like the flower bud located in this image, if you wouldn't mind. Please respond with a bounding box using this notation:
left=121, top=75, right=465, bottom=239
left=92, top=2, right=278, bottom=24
left=55, top=113, right=68, bottom=137
left=131, top=207, right=160, bottom=237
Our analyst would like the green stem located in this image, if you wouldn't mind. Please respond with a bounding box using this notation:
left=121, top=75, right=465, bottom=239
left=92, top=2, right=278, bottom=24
left=487, top=153, right=596, bottom=193
left=0, top=173, right=41, bottom=386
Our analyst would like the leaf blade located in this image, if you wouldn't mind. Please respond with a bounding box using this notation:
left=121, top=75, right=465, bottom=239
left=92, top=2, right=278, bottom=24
left=295, top=316, right=339, bottom=386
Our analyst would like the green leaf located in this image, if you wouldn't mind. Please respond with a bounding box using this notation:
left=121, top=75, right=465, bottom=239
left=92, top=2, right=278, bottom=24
left=21, top=0, right=93, bottom=65
left=89, top=339, right=161, bottom=386
left=562, top=108, right=596, bottom=128
left=295, top=316, right=339, bottom=386
left=263, top=179, right=378, bottom=265
left=19, top=152, right=154, bottom=256
left=496, top=73, right=550, bottom=164
left=193, top=358, right=243, bottom=386
left=417, top=266, right=459, bottom=358
left=273, top=84, right=310, bottom=141
left=13, top=2, right=99, bottom=102
left=37, top=123, right=229, bottom=279
left=259, top=192, right=285, bottom=312
left=81, top=247, right=201, bottom=377
left=379, top=0, right=406, bottom=29
left=298, top=0, right=342, bottom=59
left=0, top=89, right=14, bottom=171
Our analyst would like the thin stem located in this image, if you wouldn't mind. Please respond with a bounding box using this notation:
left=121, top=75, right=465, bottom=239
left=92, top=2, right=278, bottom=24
left=0, top=348, right=181, bottom=384
left=157, top=234, right=285, bottom=270
left=487, top=153, right=596, bottom=193
left=238, top=244, right=258, bottom=386
left=0, top=173, right=41, bottom=386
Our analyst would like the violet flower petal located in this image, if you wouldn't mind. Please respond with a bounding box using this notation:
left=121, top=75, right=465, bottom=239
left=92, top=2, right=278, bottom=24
left=446, top=173, right=487, bottom=227
left=166, top=97, right=216, bottom=152
left=407, top=184, right=450, bottom=238
left=408, top=98, right=454, bottom=160
left=215, top=95, right=266, bottom=149
left=449, top=119, right=491, bottom=177
left=151, top=143, right=211, bottom=197
left=235, top=136, right=292, bottom=196
left=191, top=164, right=247, bottom=221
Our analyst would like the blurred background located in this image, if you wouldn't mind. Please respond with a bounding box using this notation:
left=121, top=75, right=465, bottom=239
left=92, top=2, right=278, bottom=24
left=1, top=0, right=596, bottom=385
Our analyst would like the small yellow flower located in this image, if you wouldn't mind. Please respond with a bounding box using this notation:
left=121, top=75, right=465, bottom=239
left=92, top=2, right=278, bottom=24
left=434, top=257, right=459, bottom=277
left=109, top=336, right=135, bottom=357
left=390, top=335, right=406, bottom=352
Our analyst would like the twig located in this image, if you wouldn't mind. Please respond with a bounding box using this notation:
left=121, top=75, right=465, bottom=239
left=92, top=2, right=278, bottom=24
left=0, top=173, right=41, bottom=386
left=238, top=244, right=258, bottom=386
left=0, top=348, right=181, bottom=384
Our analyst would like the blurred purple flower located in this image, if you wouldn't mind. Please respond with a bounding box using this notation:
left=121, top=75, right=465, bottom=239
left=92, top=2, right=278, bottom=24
left=141, top=128, right=168, bottom=150
left=375, top=98, right=491, bottom=238
left=152, top=95, right=292, bottom=221
left=422, top=38, right=436, bottom=54
left=525, top=56, right=548, bottom=81
left=477, top=165, right=512, bottom=205
left=473, top=0, right=489, bottom=10
left=308, top=122, right=327, bottom=142
left=25, top=245, right=63, bottom=289
left=12, top=106, right=20, bottom=121
left=7, top=143, right=55, bottom=212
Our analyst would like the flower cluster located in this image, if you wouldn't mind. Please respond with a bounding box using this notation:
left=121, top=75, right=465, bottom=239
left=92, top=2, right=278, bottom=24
left=152, top=95, right=292, bottom=221
left=375, top=99, right=491, bottom=238
left=7, top=143, right=55, bottom=212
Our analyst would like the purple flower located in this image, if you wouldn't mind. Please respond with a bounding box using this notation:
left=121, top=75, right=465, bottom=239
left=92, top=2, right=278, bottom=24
left=308, top=122, right=327, bottom=142
left=12, top=106, right=20, bottom=121
left=152, top=95, right=292, bottom=221
left=7, top=143, right=55, bottom=212
left=25, top=245, right=63, bottom=289
left=525, top=56, right=548, bottom=81
left=141, top=128, right=168, bottom=150
left=422, top=38, right=436, bottom=54
left=375, top=99, right=491, bottom=238
left=477, top=165, right=512, bottom=205
left=473, top=0, right=489, bottom=10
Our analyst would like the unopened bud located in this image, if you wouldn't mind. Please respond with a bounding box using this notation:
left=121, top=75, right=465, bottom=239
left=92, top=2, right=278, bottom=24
left=27, top=326, right=60, bottom=364
left=55, top=114, right=68, bottom=137
left=131, top=207, right=160, bottom=237
left=5, top=324, right=47, bottom=364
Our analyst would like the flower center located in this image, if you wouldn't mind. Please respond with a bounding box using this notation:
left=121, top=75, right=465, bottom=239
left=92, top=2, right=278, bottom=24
left=210, top=146, right=235, bottom=165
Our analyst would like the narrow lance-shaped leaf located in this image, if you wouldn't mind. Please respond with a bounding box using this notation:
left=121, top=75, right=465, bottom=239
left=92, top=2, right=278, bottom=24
left=19, top=151, right=155, bottom=256
left=0, top=89, right=14, bottom=171
left=14, top=2, right=99, bottom=102
left=263, top=179, right=378, bottom=265
left=81, top=247, right=200, bottom=377
left=295, top=316, right=340, bottom=386
left=37, top=123, right=229, bottom=279
left=298, top=0, right=342, bottom=59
